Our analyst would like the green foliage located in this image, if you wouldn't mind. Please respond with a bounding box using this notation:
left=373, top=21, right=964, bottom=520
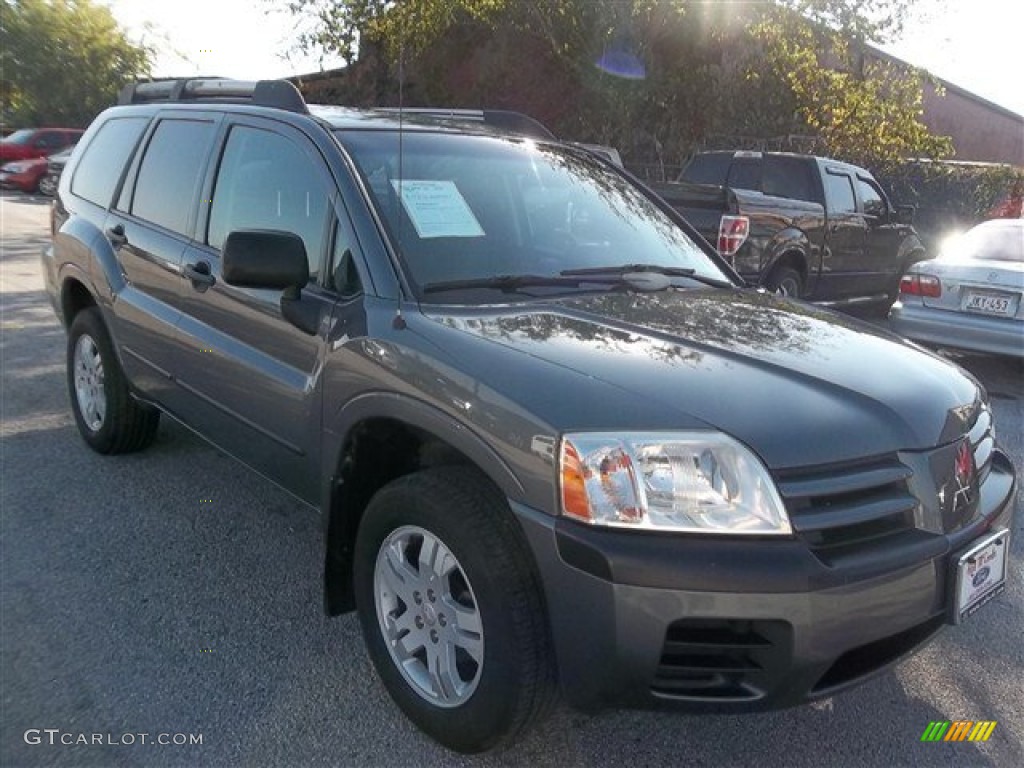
left=750, top=8, right=952, bottom=172
left=1, top=0, right=152, bottom=127
left=283, top=0, right=953, bottom=173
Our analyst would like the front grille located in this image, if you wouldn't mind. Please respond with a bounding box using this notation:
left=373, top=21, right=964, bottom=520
left=651, top=619, right=791, bottom=700
left=776, top=455, right=918, bottom=561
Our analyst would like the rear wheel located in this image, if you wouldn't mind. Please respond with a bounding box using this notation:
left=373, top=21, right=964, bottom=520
left=765, top=265, right=803, bottom=298
left=354, top=467, right=554, bottom=753
left=67, top=308, right=159, bottom=454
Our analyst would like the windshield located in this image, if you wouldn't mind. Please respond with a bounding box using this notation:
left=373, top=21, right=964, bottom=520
left=338, top=131, right=729, bottom=301
left=2, top=129, right=34, bottom=145
left=944, top=221, right=1024, bottom=263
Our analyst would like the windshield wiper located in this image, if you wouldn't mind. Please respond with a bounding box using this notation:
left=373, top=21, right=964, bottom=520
left=560, top=264, right=736, bottom=289
left=422, top=273, right=623, bottom=295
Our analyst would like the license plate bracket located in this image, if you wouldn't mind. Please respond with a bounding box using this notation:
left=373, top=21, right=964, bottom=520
left=950, top=529, right=1010, bottom=624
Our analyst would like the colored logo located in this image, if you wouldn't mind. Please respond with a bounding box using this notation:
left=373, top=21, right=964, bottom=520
left=921, top=721, right=997, bottom=742
left=952, top=440, right=975, bottom=511
left=972, top=567, right=991, bottom=587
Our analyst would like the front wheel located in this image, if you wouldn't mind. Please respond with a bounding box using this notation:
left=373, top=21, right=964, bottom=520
left=353, top=467, right=554, bottom=753
left=67, top=307, right=159, bottom=454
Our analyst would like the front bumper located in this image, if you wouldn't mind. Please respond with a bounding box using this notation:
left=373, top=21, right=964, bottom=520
left=513, top=451, right=1015, bottom=712
left=890, top=300, right=1024, bottom=358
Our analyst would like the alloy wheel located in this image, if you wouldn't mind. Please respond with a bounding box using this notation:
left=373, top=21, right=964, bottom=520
left=73, top=333, right=106, bottom=431
left=373, top=525, right=484, bottom=707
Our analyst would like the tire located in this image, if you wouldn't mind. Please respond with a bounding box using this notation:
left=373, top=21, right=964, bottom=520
left=765, top=265, right=803, bottom=298
left=38, top=173, right=58, bottom=197
left=354, top=466, right=554, bottom=753
left=67, top=307, right=159, bottom=454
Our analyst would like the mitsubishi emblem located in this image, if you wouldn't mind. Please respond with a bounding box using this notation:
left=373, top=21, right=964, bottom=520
left=952, top=441, right=975, bottom=510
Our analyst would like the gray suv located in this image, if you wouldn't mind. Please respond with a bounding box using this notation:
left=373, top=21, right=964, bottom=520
left=44, top=79, right=1015, bottom=753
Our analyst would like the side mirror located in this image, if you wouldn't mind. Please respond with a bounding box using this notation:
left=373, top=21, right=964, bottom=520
left=895, top=204, right=916, bottom=225
left=222, top=230, right=319, bottom=335
left=222, top=229, right=308, bottom=289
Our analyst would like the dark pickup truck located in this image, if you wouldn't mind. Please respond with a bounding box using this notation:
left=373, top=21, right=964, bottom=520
left=649, top=151, right=925, bottom=302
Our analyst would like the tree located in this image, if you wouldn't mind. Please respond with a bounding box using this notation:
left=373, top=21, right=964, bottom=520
left=1, top=0, right=152, bottom=127
left=281, top=0, right=952, bottom=171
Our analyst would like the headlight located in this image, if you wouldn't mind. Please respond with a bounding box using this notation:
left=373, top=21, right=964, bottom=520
left=3, top=162, right=28, bottom=173
left=559, top=432, right=791, bottom=535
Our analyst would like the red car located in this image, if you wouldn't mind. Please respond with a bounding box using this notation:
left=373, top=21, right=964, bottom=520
left=0, top=128, right=83, bottom=162
left=0, top=156, right=50, bottom=193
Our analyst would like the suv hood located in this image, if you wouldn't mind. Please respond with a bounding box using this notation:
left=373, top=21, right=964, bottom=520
left=427, top=289, right=981, bottom=469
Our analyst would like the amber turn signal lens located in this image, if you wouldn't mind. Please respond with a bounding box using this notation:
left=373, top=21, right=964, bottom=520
left=560, top=440, right=592, bottom=521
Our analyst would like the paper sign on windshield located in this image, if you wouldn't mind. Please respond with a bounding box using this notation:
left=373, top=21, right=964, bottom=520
left=391, top=180, right=485, bottom=239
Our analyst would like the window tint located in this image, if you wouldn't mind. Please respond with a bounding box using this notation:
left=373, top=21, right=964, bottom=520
left=208, top=126, right=329, bottom=280
left=35, top=132, right=63, bottom=149
left=727, top=158, right=762, bottom=191
left=329, top=217, right=362, bottom=295
left=71, top=117, right=148, bottom=207
left=131, top=119, right=214, bottom=236
left=763, top=156, right=816, bottom=202
left=679, top=153, right=731, bottom=185
left=824, top=171, right=856, bottom=214
left=856, top=177, right=887, bottom=217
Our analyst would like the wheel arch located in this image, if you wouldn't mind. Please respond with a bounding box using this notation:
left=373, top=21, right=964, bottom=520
left=322, top=393, right=527, bottom=615
left=58, top=270, right=98, bottom=329
left=761, top=229, right=811, bottom=286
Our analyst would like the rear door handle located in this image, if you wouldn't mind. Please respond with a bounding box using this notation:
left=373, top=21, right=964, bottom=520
left=184, top=261, right=216, bottom=290
left=106, top=224, right=127, bottom=247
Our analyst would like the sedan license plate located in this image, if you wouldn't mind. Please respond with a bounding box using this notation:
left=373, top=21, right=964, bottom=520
left=962, top=292, right=1015, bottom=316
left=952, top=529, right=1009, bottom=623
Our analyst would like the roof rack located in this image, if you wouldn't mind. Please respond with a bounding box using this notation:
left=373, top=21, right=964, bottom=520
left=375, top=108, right=556, bottom=140
left=117, top=78, right=308, bottom=115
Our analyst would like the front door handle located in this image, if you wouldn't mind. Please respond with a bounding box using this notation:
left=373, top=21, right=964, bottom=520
left=184, top=261, right=216, bottom=290
left=106, top=224, right=127, bottom=247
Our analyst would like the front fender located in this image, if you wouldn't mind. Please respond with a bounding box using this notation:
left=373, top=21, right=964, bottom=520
left=319, top=391, right=528, bottom=528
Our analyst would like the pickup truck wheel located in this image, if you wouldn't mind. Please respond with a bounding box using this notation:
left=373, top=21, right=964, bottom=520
left=766, top=266, right=803, bottom=298
left=354, top=467, right=554, bottom=753
left=67, top=308, right=159, bottom=454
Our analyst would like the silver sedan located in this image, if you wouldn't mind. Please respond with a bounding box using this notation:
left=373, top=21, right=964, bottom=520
left=889, top=218, right=1024, bottom=358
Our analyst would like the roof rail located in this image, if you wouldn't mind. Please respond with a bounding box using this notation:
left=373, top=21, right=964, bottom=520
left=117, top=78, right=308, bottom=115
left=375, top=108, right=556, bottom=140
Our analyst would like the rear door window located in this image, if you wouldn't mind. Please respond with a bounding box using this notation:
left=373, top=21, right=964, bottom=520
left=824, top=170, right=857, bottom=214
left=70, top=117, right=149, bottom=207
left=130, top=119, right=215, bottom=236
left=763, top=156, right=816, bottom=202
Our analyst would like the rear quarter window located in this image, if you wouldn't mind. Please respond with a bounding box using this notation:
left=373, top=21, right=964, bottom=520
left=71, top=117, right=148, bottom=207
